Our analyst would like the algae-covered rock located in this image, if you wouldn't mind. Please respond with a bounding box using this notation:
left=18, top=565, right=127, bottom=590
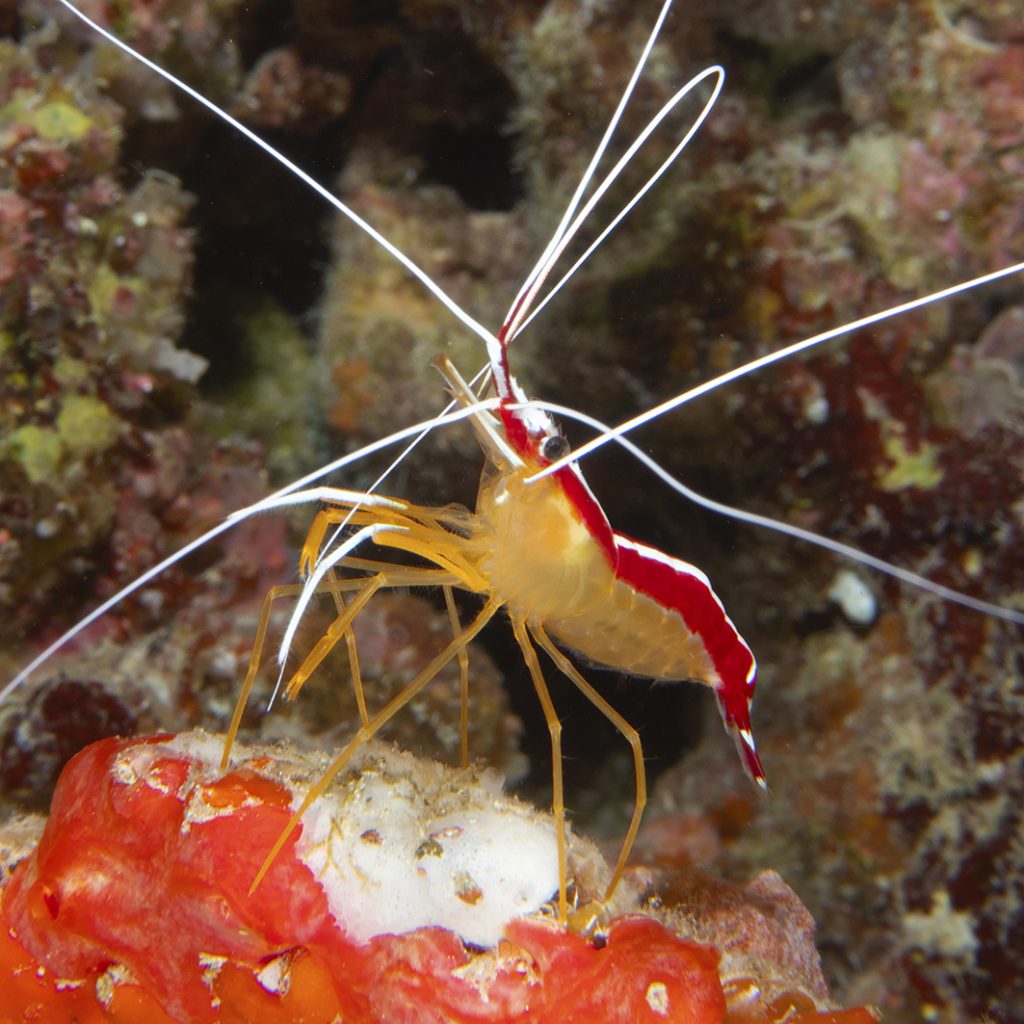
left=2, top=3, right=1022, bottom=1019
left=0, top=24, right=198, bottom=640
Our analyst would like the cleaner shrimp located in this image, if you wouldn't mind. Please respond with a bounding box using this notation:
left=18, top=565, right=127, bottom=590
left=3, top=0, right=1023, bottom=972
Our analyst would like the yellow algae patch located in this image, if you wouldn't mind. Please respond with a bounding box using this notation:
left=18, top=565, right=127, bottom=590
left=28, top=100, right=93, bottom=142
left=87, top=264, right=126, bottom=322
left=53, top=355, right=90, bottom=387
left=4, top=397, right=119, bottom=484
left=57, top=395, right=121, bottom=457
left=877, top=433, right=944, bottom=492
left=7, top=425, right=62, bottom=484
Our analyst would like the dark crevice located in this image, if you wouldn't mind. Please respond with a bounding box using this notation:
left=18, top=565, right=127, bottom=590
left=714, top=30, right=840, bottom=115
left=421, top=122, right=523, bottom=212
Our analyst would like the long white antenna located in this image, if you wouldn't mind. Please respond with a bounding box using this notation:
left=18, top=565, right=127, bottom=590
left=522, top=400, right=1024, bottom=626
left=511, top=65, right=724, bottom=341
left=316, top=0, right=698, bottom=557
left=531, top=261, right=1024, bottom=481
left=501, top=0, right=677, bottom=339
left=51, top=0, right=508, bottom=372
left=23, top=0, right=1022, bottom=709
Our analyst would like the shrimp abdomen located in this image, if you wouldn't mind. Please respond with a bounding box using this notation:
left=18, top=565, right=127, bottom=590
left=548, top=533, right=766, bottom=787
left=544, top=575, right=718, bottom=683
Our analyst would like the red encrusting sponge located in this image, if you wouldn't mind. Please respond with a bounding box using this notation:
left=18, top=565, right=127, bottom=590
left=0, top=734, right=878, bottom=1024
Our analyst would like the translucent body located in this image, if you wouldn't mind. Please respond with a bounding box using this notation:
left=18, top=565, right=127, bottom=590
left=474, top=461, right=718, bottom=684
left=475, top=464, right=615, bottom=621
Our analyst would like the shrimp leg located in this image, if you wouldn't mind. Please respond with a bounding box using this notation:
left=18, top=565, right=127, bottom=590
left=249, top=596, right=503, bottom=894
left=299, top=501, right=473, bottom=577
left=300, top=506, right=488, bottom=591
left=316, top=568, right=368, bottom=728
left=443, top=585, right=471, bottom=766
left=532, top=625, right=645, bottom=907
left=282, top=573, right=388, bottom=701
left=336, top=584, right=367, bottom=728
left=222, top=576, right=360, bottom=769
left=510, top=617, right=568, bottom=926
left=222, top=566, right=460, bottom=768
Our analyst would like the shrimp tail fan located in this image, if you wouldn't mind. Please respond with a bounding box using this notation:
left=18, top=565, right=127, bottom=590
left=715, top=676, right=767, bottom=790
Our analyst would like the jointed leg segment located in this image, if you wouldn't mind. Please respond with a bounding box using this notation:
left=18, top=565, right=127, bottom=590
left=510, top=617, right=568, bottom=925
left=443, top=586, right=470, bottom=767
left=224, top=491, right=484, bottom=771
left=222, top=565, right=462, bottom=769
left=509, top=620, right=648, bottom=924
left=533, top=625, right=646, bottom=905
left=234, top=489, right=645, bottom=923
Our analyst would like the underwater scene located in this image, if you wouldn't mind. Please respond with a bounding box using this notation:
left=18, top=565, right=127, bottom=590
left=0, top=0, right=1022, bottom=1020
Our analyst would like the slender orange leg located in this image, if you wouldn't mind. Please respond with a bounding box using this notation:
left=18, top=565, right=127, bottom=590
left=329, top=560, right=461, bottom=587
left=319, top=568, right=368, bottom=727
left=223, top=581, right=303, bottom=769
left=299, top=504, right=472, bottom=577
left=370, top=529, right=489, bottom=592
left=510, top=616, right=568, bottom=927
left=283, top=574, right=386, bottom=701
left=222, top=566, right=461, bottom=769
left=223, top=576, right=378, bottom=769
left=282, top=540, right=482, bottom=702
left=296, top=500, right=483, bottom=722
left=533, top=625, right=646, bottom=906
left=300, top=504, right=417, bottom=576
left=297, top=504, right=487, bottom=592
left=340, top=589, right=368, bottom=726
left=249, top=596, right=502, bottom=894
left=443, top=585, right=470, bottom=766
left=327, top=569, right=464, bottom=729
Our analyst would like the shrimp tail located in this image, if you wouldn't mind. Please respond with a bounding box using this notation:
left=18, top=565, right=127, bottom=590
left=714, top=678, right=767, bottom=790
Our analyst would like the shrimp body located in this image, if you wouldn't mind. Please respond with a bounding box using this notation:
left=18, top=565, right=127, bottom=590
left=549, top=534, right=761, bottom=784
left=471, top=393, right=764, bottom=786
left=244, top=349, right=762, bottom=913
left=475, top=465, right=616, bottom=617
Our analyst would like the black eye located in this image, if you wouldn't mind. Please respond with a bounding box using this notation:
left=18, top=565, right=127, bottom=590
left=540, top=434, right=571, bottom=462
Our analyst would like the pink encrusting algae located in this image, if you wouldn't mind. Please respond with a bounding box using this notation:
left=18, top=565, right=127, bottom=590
left=0, top=731, right=879, bottom=1023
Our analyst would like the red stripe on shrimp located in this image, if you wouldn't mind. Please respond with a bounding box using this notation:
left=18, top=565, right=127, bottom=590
left=614, top=535, right=766, bottom=788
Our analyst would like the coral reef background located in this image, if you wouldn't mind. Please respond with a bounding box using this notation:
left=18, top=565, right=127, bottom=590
left=1, top=0, right=1022, bottom=1020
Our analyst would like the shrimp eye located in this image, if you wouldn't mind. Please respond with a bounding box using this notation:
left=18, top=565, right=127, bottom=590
left=540, top=434, right=571, bottom=462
